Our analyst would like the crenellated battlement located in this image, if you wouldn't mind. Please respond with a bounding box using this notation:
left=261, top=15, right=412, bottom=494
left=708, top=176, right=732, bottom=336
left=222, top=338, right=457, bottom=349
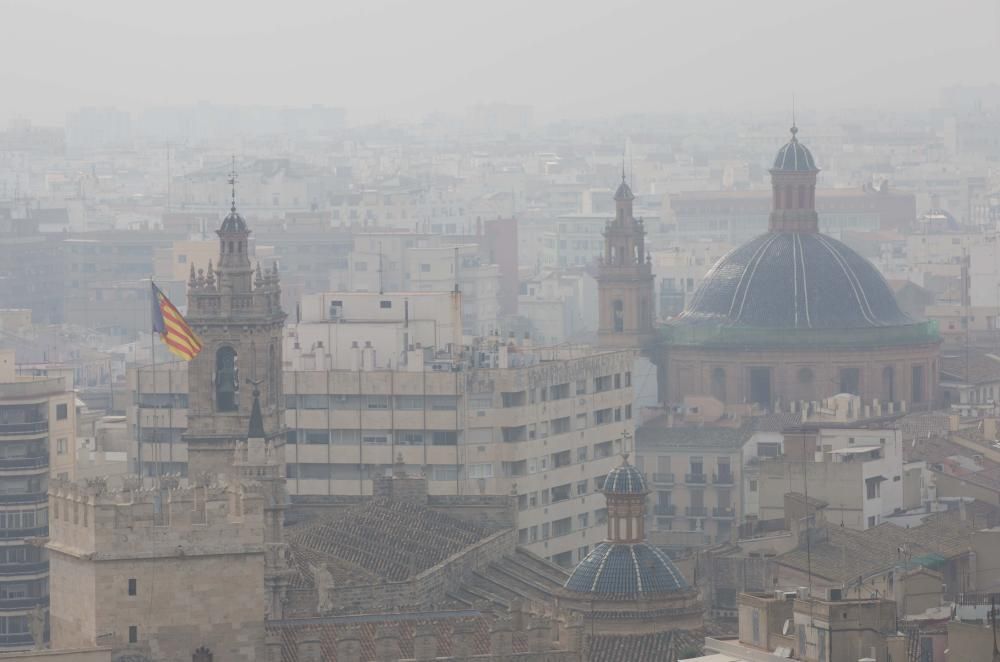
left=47, top=475, right=265, bottom=561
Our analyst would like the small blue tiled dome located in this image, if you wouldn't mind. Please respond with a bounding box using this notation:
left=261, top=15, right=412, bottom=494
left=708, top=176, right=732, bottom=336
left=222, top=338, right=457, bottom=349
left=220, top=209, right=248, bottom=233
left=564, top=542, right=688, bottom=595
left=602, top=460, right=647, bottom=494
left=772, top=126, right=817, bottom=172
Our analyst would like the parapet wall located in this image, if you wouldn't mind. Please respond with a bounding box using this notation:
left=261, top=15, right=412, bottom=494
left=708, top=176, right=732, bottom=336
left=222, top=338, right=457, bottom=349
left=48, top=477, right=265, bottom=560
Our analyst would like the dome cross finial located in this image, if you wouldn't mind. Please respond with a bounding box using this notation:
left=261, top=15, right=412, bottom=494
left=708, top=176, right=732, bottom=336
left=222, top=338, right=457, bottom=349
left=227, top=155, right=238, bottom=213
left=790, top=94, right=798, bottom=141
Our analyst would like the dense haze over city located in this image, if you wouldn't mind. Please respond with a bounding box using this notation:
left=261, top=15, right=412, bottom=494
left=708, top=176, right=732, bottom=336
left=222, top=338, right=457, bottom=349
left=5, top=3, right=1000, bottom=661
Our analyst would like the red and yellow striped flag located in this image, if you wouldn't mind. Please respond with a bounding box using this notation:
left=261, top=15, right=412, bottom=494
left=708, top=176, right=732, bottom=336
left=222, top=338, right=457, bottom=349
left=151, top=282, right=203, bottom=361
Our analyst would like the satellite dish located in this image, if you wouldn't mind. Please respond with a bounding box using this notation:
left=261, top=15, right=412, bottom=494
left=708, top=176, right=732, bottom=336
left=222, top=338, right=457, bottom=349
left=782, top=619, right=791, bottom=635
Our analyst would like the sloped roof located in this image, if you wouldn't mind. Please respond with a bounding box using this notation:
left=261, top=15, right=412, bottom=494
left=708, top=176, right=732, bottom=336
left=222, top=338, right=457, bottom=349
left=775, top=514, right=972, bottom=584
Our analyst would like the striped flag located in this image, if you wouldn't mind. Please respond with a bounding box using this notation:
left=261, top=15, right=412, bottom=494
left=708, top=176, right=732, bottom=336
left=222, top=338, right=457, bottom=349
left=151, top=282, right=203, bottom=361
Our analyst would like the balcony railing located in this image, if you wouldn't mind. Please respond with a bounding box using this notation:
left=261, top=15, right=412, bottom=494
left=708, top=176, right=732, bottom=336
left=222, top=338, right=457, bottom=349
left=0, top=457, right=48, bottom=470
left=0, top=493, right=47, bottom=505
left=0, top=422, right=47, bottom=437
left=0, top=633, right=33, bottom=648
left=713, top=472, right=734, bottom=485
left=0, top=562, right=47, bottom=577
left=652, top=473, right=675, bottom=484
left=654, top=504, right=676, bottom=516
left=0, top=527, right=47, bottom=540
left=712, top=507, right=736, bottom=518
left=0, top=595, right=47, bottom=611
left=685, top=506, right=708, bottom=517
left=685, top=473, right=707, bottom=485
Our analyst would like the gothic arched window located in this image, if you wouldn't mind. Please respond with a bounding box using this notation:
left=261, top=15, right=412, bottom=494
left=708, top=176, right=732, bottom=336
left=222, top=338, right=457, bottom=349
left=215, top=346, right=239, bottom=412
left=268, top=343, right=278, bottom=405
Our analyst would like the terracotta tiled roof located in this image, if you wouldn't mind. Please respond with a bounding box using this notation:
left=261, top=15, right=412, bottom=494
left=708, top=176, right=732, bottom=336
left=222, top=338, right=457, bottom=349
left=287, top=498, right=494, bottom=588
left=589, top=629, right=706, bottom=662
left=775, top=514, right=972, bottom=584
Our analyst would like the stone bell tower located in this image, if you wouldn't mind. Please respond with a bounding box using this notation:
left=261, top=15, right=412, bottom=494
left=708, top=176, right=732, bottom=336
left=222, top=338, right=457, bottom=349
left=183, top=161, right=286, bottom=478
left=597, top=174, right=656, bottom=348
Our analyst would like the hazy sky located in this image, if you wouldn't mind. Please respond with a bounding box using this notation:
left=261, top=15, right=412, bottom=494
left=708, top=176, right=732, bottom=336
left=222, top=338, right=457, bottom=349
left=1, top=0, right=998, bottom=125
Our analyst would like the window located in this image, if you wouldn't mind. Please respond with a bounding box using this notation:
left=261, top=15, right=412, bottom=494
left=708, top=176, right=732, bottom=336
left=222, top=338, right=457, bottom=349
left=549, top=383, right=570, bottom=400
left=380, top=300, right=392, bottom=309
left=576, top=480, right=588, bottom=496
left=576, top=380, right=587, bottom=395
left=469, top=463, right=494, bottom=479
left=128, top=578, right=137, bottom=596
left=624, top=371, right=632, bottom=387
left=56, top=438, right=67, bottom=455
left=594, top=375, right=613, bottom=392
left=129, top=625, right=138, bottom=644
left=749, top=480, right=758, bottom=492
left=593, top=408, right=613, bottom=425
left=420, top=264, right=431, bottom=272
left=757, top=442, right=780, bottom=458
left=576, top=447, right=588, bottom=463
left=625, top=404, right=632, bottom=420
left=215, top=347, right=239, bottom=412
left=575, top=413, right=587, bottom=430
left=56, top=404, right=67, bottom=420
left=551, top=417, right=570, bottom=435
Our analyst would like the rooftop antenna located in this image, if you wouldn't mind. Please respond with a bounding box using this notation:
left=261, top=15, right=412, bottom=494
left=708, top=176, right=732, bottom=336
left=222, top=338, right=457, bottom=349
left=227, top=155, right=238, bottom=213
left=377, top=241, right=384, bottom=295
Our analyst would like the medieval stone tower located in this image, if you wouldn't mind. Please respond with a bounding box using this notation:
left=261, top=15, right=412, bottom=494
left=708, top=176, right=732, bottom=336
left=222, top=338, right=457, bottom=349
left=183, top=183, right=286, bottom=478
left=597, top=175, right=656, bottom=349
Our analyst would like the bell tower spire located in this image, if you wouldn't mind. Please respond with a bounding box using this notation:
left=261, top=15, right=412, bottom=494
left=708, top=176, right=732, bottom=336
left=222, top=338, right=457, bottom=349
left=183, top=156, right=286, bottom=477
left=597, top=176, right=655, bottom=349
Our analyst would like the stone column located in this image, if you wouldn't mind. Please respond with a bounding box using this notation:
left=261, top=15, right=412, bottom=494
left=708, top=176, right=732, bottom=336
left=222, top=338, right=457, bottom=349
left=489, top=617, right=513, bottom=655
left=374, top=625, right=401, bottom=661
left=296, top=632, right=322, bottom=662
left=265, top=631, right=283, bottom=662
left=336, top=626, right=362, bottom=661
left=451, top=621, right=478, bottom=658
left=412, top=623, right=438, bottom=660
left=526, top=617, right=550, bottom=652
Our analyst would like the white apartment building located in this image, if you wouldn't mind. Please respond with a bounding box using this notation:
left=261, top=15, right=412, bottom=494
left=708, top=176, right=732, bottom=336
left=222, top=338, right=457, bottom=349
left=758, top=423, right=907, bottom=530
left=405, top=244, right=500, bottom=336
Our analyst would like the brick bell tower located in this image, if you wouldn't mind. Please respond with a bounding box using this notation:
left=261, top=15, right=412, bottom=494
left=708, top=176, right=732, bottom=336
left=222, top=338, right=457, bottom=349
left=597, top=173, right=656, bottom=348
left=183, top=160, right=286, bottom=478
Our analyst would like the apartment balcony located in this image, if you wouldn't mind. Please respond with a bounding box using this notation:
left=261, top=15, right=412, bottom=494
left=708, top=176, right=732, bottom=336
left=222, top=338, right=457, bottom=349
left=0, top=595, right=47, bottom=611
left=685, top=473, right=707, bottom=485
left=0, top=562, right=47, bottom=577
left=0, top=493, right=47, bottom=505
left=685, top=506, right=708, bottom=517
left=651, top=472, right=675, bottom=485
left=712, top=472, right=734, bottom=486
left=0, top=633, right=33, bottom=648
left=0, top=457, right=48, bottom=471
left=0, top=527, right=47, bottom=540
left=712, top=506, right=736, bottom=519
left=0, top=422, right=47, bottom=437
left=654, top=504, right=677, bottom=516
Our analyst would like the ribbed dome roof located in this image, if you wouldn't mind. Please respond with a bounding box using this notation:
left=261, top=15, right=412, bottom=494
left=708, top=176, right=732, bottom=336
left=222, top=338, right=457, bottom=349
left=772, top=126, right=817, bottom=172
left=564, top=542, right=688, bottom=595
left=602, top=460, right=647, bottom=494
left=679, top=232, right=911, bottom=329
left=220, top=209, right=248, bottom=233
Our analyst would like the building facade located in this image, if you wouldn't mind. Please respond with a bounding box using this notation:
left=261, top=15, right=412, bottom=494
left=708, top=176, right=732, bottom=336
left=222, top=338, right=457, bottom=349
left=0, top=351, right=77, bottom=650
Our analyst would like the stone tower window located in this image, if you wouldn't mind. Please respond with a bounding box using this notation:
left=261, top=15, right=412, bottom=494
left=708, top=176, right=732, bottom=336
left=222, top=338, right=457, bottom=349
left=612, top=300, right=624, bottom=333
left=193, top=647, right=213, bottom=662
left=215, top=346, right=240, bottom=412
